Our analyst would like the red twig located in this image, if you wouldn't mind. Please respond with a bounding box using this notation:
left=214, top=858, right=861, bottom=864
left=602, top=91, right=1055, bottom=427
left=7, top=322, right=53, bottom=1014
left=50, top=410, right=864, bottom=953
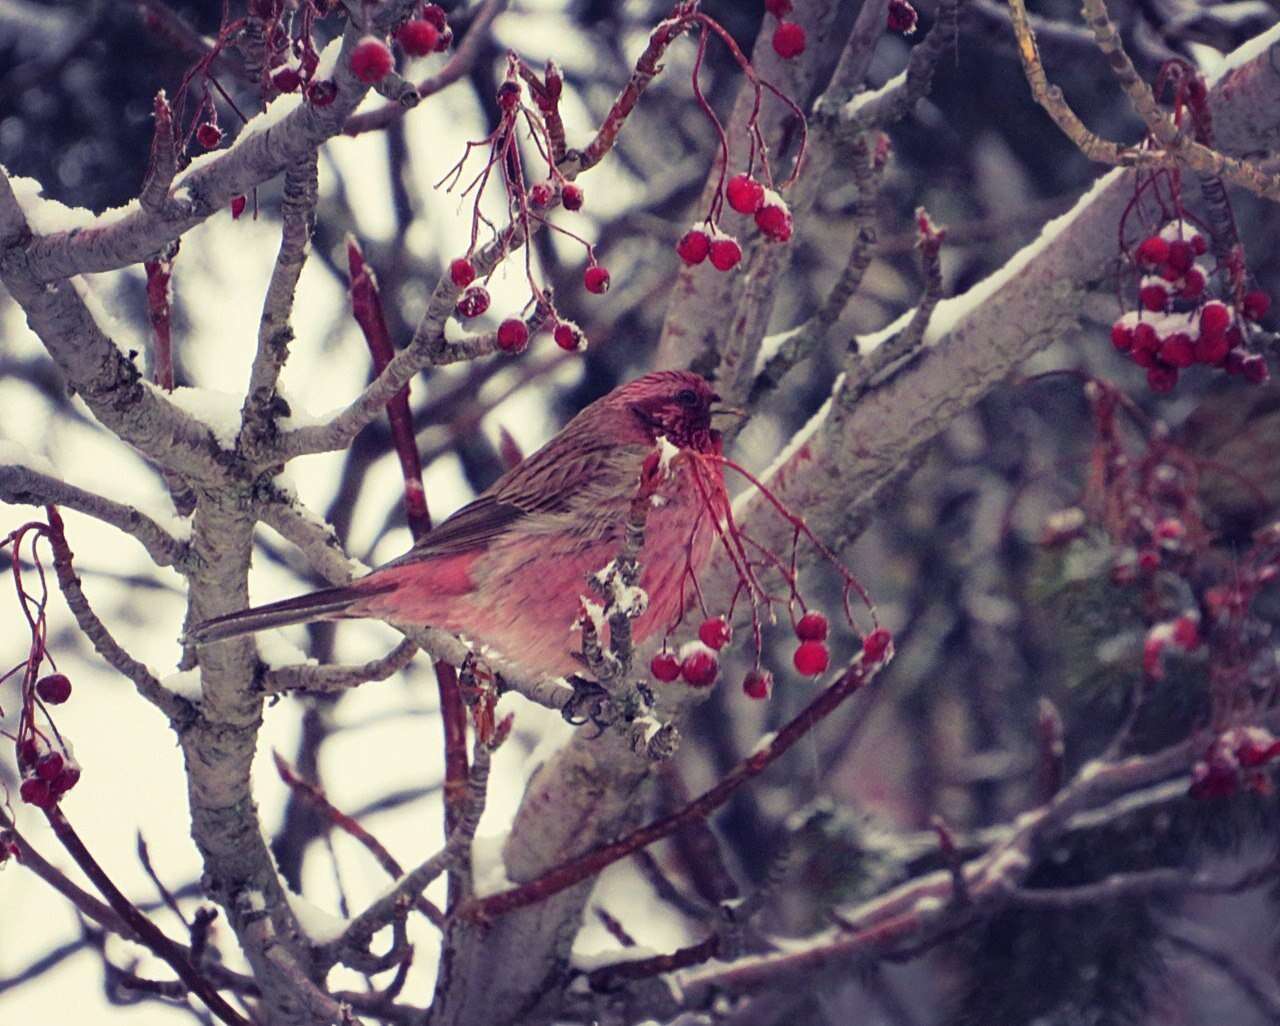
left=347, top=238, right=430, bottom=540
left=144, top=254, right=175, bottom=392
left=43, top=807, right=249, bottom=1026
left=587, top=934, right=719, bottom=988
left=460, top=639, right=892, bottom=921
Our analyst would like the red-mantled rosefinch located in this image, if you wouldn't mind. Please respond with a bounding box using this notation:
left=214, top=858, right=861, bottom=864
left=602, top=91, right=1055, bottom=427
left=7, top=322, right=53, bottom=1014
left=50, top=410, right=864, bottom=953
left=190, top=371, right=727, bottom=678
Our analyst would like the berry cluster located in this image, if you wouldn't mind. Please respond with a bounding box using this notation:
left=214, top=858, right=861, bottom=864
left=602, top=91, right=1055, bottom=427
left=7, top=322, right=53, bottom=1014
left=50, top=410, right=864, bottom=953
left=17, top=724, right=81, bottom=810
left=676, top=177, right=795, bottom=274
left=1190, top=726, right=1280, bottom=799
left=1110, top=222, right=1271, bottom=393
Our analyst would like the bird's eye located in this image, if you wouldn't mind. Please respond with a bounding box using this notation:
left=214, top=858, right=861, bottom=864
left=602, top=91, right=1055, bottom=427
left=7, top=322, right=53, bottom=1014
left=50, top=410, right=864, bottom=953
left=676, top=388, right=699, bottom=407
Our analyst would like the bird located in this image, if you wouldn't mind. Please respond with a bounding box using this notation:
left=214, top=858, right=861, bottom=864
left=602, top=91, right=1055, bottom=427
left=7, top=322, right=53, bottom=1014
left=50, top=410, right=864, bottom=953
left=189, top=370, right=728, bottom=679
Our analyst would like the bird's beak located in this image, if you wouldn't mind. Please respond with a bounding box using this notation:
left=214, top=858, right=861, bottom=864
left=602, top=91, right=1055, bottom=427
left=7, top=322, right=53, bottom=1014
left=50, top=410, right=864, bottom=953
left=710, top=405, right=747, bottom=421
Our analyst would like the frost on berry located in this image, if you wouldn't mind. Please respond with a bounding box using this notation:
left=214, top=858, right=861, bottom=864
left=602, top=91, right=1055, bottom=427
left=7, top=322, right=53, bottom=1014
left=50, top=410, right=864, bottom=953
left=743, top=669, right=774, bottom=700
left=698, top=616, right=732, bottom=650
left=583, top=265, right=611, bottom=294
left=496, top=318, right=529, bottom=354
left=398, top=20, right=440, bottom=57
left=450, top=257, right=476, bottom=287
left=561, top=184, right=584, bottom=211
left=771, top=22, right=806, bottom=58
left=708, top=232, right=743, bottom=272
left=350, top=37, right=394, bottom=84
left=195, top=122, right=223, bottom=149
left=726, top=174, right=765, bottom=215
left=887, top=0, right=919, bottom=33
left=650, top=651, right=681, bottom=683
left=455, top=286, right=491, bottom=319
left=528, top=182, right=554, bottom=208
left=793, top=639, right=829, bottom=676
left=679, top=641, right=719, bottom=687
left=677, top=228, right=711, bottom=265
left=553, top=320, right=587, bottom=352
left=754, top=190, right=793, bottom=243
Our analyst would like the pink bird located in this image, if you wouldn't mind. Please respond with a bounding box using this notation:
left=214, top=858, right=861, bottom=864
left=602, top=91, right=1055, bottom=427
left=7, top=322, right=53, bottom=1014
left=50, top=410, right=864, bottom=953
left=190, top=371, right=728, bottom=679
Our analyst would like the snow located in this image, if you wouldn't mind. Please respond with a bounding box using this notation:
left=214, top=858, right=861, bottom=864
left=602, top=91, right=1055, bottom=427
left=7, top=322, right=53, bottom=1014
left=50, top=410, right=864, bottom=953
left=285, top=890, right=350, bottom=944
left=752, top=730, right=777, bottom=754
left=1206, top=22, right=1280, bottom=83
left=654, top=435, right=681, bottom=478
left=913, top=895, right=944, bottom=915
left=678, top=639, right=716, bottom=662
left=836, top=68, right=907, bottom=122
left=69, top=275, right=144, bottom=357
left=745, top=374, right=843, bottom=500
left=161, top=669, right=203, bottom=703
left=470, top=831, right=514, bottom=897
left=237, top=92, right=306, bottom=146
left=0, top=439, right=57, bottom=477
left=576, top=596, right=606, bottom=636
left=313, top=36, right=343, bottom=81
left=257, top=629, right=316, bottom=670
left=161, top=385, right=244, bottom=448
left=570, top=944, right=661, bottom=971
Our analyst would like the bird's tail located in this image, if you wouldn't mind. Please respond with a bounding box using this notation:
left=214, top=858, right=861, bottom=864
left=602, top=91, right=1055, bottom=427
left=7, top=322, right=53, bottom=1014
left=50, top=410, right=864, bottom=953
left=186, top=584, right=385, bottom=645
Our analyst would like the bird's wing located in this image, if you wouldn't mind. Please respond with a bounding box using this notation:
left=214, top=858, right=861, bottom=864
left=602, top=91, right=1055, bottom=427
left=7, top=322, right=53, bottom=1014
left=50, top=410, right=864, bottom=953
left=380, top=431, right=645, bottom=564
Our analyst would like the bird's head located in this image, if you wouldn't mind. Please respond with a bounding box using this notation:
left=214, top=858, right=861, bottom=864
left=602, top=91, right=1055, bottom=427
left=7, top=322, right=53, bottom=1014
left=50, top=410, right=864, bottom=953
left=616, top=370, right=722, bottom=452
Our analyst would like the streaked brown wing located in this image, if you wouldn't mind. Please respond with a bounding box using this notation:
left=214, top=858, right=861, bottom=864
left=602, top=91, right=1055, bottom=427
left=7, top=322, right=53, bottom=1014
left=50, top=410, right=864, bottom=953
left=382, top=426, right=636, bottom=564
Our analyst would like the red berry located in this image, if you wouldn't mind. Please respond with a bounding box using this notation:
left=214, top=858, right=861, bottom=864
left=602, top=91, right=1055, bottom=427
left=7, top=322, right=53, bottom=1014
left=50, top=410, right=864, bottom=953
left=196, top=122, right=222, bottom=149
left=561, top=184, right=584, bottom=211
left=16, top=737, right=41, bottom=769
left=1242, top=354, right=1270, bottom=384
left=583, top=265, right=611, bottom=294
left=1137, top=547, right=1161, bottom=573
left=1135, top=235, right=1169, bottom=266
left=698, top=617, right=732, bottom=650
left=1160, top=333, right=1194, bottom=368
left=1146, top=365, right=1178, bottom=393
left=434, top=25, right=454, bottom=52
left=1139, top=284, right=1168, bottom=313
left=743, top=669, right=774, bottom=700
left=1110, top=322, right=1134, bottom=352
left=1166, top=239, right=1194, bottom=274
left=528, top=182, right=554, bottom=208
left=709, top=236, right=743, bottom=272
left=36, top=673, right=71, bottom=704
left=726, top=174, right=765, bottom=215
left=350, top=37, right=394, bottom=84
left=1242, top=289, right=1272, bottom=321
left=765, top=0, right=793, bottom=16
left=19, top=777, right=53, bottom=809
left=1158, top=264, right=1181, bottom=283
left=553, top=321, right=585, bottom=351
left=1194, top=331, right=1230, bottom=365
left=1172, top=615, right=1200, bottom=650
left=496, top=80, right=521, bottom=110
left=771, top=21, right=806, bottom=58
left=1133, top=322, right=1158, bottom=352
left=52, top=763, right=80, bottom=795
left=1191, top=233, right=1208, bottom=255
left=680, top=646, right=719, bottom=687
left=455, top=286, right=490, bottom=319
left=795, top=611, right=829, bottom=641
left=887, top=0, right=918, bottom=33
left=449, top=257, right=476, bottom=287
left=307, top=79, right=337, bottom=107
left=755, top=201, right=793, bottom=243
left=793, top=640, right=829, bottom=676
left=271, top=67, right=302, bottom=93
left=1178, top=268, right=1205, bottom=299
left=1224, top=348, right=1248, bottom=376
left=650, top=651, right=681, bottom=683
left=1130, top=344, right=1158, bottom=369
left=36, top=751, right=63, bottom=781
left=398, top=20, right=440, bottom=57
left=421, top=4, right=447, bottom=30
left=676, top=229, right=711, bottom=265
left=1200, top=300, right=1231, bottom=337
left=862, top=627, right=893, bottom=663
left=231, top=194, right=248, bottom=219
left=299, top=48, right=320, bottom=78
left=496, top=318, right=529, bottom=354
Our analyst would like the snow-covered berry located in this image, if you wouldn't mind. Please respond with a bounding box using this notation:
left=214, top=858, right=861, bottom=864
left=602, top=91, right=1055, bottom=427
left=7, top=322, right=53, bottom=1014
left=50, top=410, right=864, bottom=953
left=528, top=182, right=554, bottom=208
left=553, top=321, right=585, bottom=351
left=680, top=643, right=719, bottom=687
left=709, top=236, right=743, bottom=272
left=455, top=286, right=490, bottom=319
left=195, top=122, right=223, bottom=149
left=650, top=651, right=681, bottom=683
left=1135, top=235, right=1168, bottom=266
left=755, top=197, right=793, bottom=243
left=676, top=228, right=711, bottom=265
left=698, top=617, right=732, bottom=650
left=726, top=174, right=765, bottom=215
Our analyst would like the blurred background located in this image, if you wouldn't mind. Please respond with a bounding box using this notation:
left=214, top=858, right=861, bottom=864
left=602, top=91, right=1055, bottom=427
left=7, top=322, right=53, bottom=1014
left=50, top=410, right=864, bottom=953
left=2, top=0, right=1280, bottom=1023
